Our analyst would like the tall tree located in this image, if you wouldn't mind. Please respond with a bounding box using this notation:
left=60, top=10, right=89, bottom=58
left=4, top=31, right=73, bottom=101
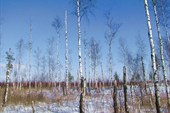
left=65, top=10, right=69, bottom=94
left=144, top=0, right=161, bottom=112
left=3, top=48, right=15, bottom=107
left=105, top=11, right=120, bottom=85
left=40, top=55, right=47, bottom=82
left=83, top=38, right=88, bottom=79
left=72, top=0, right=96, bottom=80
left=52, top=16, right=63, bottom=87
left=28, top=22, right=33, bottom=89
left=77, top=0, right=83, bottom=82
left=47, top=37, right=55, bottom=86
left=152, top=0, right=170, bottom=107
left=16, top=38, right=25, bottom=90
left=89, top=38, right=100, bottom=88
left=34, top=47, right=41, bottom=87
left=119, top=38, right=133, bottom=76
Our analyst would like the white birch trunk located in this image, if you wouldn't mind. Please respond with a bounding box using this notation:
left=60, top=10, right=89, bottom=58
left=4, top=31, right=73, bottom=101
left=152, top=0, right=170, bottom=106
left=101, top=62, right=104, bottom=88
left=57, top=31, right=60, bottom=88
left=88, top=48, right=91, bottom=89
left=77, top=0, right=83, bottom=79
left=144, top=0, right=161, bottom=112
left=109, top=43, right=113, bottom=87
left=3, top=68, right=10, bottom=106
left=65, top=10, right=69, bottom=94
left=83, top=40, right=87, bottom=79
left=29, top=22, right=32, bottom=90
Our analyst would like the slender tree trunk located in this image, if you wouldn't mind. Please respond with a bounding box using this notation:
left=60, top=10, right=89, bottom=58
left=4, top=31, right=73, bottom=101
left=109, top=43, right=113, bottom=87
left=152, top=0, right=170, bottom=108
left=31, top=101, right=35, bottom=113
left=123, top=66, right=129, bottom=113
left=148, top=85, right=154, bottom=109
left=56, top=32, right=60, bottom=89
left=77, top=0, right=83, bottom=80
left=65, top=10, right=69, bottom=95
left=29, top=22, right=32, bottom=90
left=144, top=0, right=161, bottom=112
left=58, top=65, right=61, bottom=91
left=141, top=57, right=148, bottom=94
left=113, top=80, right=118, bottom=113
left=88, top=47, right=91, bottom=90
left=79, top=77, right=85, bottom=113
left=83, top=39, right=87, bottom=79
left=101, top=63, right=104, bottom=88
left=3, top=68, right=10, bottom=106
left=141, top=57, right=153, bottom=108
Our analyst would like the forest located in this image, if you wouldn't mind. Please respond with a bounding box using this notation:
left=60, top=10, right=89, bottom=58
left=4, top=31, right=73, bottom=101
left=0, top=0, right=170, bottom=113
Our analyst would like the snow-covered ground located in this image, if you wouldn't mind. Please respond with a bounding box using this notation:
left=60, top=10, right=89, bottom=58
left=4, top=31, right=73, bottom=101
left=2, top=86, right=170, bottom=113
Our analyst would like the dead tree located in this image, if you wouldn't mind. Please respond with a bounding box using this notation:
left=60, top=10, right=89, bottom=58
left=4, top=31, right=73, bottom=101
left=113, top=80, right=118, bottom=113
left=79, top=77, right=85, bottom=113
left=123, top=66, right=129, bottom=113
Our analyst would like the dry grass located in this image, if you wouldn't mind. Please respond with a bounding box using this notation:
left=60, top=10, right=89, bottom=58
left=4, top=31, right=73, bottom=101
left=0, top=86, right=169, bottom=112
left=0, top=86, right=79, bottom=107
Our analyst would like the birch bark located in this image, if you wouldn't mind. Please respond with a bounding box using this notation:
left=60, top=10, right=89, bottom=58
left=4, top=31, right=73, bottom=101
left=65, top=10, right=69, bottom=95
left=144, top=0, right=161, bottom=112
left=152, top=0, right=170, bottom=107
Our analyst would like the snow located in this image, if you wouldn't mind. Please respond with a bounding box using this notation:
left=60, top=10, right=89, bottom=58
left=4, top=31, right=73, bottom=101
left=2, top=86, right=169, bottom=113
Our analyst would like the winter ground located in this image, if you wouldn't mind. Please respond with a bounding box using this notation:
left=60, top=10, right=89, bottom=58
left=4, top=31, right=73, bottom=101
left=1, top=85, right=170, bottom=113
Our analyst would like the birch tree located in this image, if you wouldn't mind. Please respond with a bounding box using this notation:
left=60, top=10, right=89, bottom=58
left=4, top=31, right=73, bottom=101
left=105, top=11, right=120, bottom=86
left=65, top=10, right=69, bottom=94
left=40, top=55, right=47, bottom=82
left=52, top=16, right=63, bottom=87
left=152, top=0, right=170, bottom=107
left=119, top=38, right=133, bottom=76
left=34, top=47, right=41, bottom=87
left=16, top=38, right=25, bottom=90
left=136, top=35, right=147, bottom=90
left=89, top=38, right=100, bottom=88
left=3, top=48, right=15, bottom=107
left=83, top=38, right=88, bottom=79
left=144, top=0, right=161, bottom=112
left=28, top=22, right=33, bottom=89
left=72, top=0, right=96, bottom=80
left=77, top=0, right=83, bottom=81
left=47, top=37, right=55, bottom=87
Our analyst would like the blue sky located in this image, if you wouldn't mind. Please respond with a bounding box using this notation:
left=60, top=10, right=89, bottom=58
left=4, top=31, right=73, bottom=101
left=0, top=0, right=165, bottom=82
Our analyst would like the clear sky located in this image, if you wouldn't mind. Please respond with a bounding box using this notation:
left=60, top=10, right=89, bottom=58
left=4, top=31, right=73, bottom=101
left=0, top=0, right=165, bottom=82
